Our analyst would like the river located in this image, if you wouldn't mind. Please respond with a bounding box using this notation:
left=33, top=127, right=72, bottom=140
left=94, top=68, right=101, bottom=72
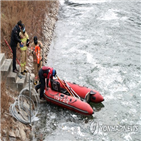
left=33, top=0, right=141, bottom=140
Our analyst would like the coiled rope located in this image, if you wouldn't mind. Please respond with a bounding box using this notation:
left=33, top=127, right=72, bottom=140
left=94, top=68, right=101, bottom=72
left=9, top=87, right=40, bottom=124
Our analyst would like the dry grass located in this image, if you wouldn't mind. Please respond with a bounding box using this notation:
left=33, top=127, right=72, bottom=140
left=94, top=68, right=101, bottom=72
left=1, top=1, right=57, bottom=58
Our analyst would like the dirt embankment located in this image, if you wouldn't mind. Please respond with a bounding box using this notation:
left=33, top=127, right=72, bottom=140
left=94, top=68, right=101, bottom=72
left=1, top=1, right=59, bottom=141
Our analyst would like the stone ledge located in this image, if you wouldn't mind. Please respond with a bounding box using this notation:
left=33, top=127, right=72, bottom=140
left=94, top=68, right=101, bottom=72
left=0, top=53, right=5, bottom=65
left=1, top=59, right=12, bottom=72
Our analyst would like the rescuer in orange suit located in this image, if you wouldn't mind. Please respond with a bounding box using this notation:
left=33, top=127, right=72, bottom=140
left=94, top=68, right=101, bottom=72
left=30, top=36, right=43, bottom=85
left=35, top=66, right=57, bottom=99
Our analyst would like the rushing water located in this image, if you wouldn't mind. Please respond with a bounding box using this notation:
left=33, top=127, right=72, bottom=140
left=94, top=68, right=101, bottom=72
left=33, top=0, right=141, bottom=140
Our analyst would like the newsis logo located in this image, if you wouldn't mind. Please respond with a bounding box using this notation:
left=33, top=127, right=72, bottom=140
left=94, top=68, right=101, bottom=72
left=90, top=122, right=139, bottom=135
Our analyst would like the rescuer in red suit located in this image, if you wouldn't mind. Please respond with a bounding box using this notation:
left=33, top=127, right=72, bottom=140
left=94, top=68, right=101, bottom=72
left=35, top=66, right=56, bottom=99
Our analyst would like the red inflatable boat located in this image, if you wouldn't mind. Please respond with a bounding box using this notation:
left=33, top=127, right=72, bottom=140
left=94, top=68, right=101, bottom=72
left=44, top=88, right=94, bottom=115
left=42, top=78, right=104, bottom=115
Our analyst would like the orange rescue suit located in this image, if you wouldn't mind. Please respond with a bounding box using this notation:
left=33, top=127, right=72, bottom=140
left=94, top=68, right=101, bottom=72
left=35, top=45, right=41, bottom=64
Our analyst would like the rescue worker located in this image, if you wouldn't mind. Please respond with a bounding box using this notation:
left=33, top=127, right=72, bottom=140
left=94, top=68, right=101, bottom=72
left=19, top=24, right=30, bottom=75
left=30, top=36, right=43, bottom=84
left=35, top=66, right=57, bottom=99
left=10, top=20, right=23, bottom=73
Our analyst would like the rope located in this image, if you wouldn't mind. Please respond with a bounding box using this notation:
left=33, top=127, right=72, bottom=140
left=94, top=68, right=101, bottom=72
left=9, top=87, right=39, bottom=124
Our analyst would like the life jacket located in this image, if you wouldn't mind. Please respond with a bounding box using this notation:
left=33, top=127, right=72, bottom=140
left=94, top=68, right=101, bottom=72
left=20, top=32, right=29, bottom=51
left=42, top=66, right=53, bottom=79
left=35, top=45, right=41, bottom=64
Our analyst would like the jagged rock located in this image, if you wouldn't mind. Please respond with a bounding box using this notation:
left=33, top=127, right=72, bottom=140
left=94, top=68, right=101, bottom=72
left=14, top=128, right=20, bottom=138
left=9, top=129, right=16, bottom=138
left=19, top=127, right=26, bottom=141
left=2, top=129, right=7, bottom=136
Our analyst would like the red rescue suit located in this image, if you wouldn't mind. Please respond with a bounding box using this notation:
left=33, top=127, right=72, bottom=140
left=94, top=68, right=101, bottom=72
left=35, top=66, right=54, bottom=99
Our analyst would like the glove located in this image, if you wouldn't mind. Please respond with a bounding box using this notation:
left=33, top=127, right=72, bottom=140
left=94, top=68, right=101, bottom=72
left=37, top=64, right=40, bottom=68
left=26, top=42, right=29, bottom=47
left=55, top=73, right=57, bottom=77
left=20, top=43, right=23, bottom=48
left=32, top=51, right=36, bottom=55
left=26, top=39, right=30, bottom=46
left=27, top=39, right=29, bottom=42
